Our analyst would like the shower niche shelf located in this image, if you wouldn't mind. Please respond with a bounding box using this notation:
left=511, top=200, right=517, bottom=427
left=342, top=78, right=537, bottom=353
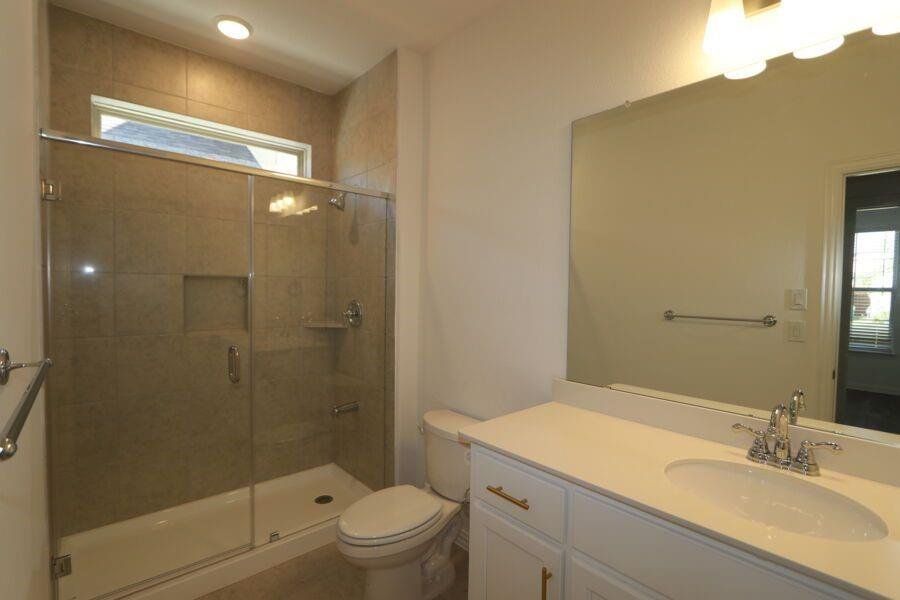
left=184, top=275, right=249, bottom=332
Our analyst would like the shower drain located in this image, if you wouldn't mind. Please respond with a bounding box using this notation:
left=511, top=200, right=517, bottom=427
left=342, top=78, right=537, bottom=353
left=314, top=494, right=334, bottom=505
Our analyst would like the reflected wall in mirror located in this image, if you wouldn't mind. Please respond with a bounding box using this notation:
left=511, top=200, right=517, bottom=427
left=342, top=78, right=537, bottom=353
left=568, top=30, right=900, bottom=443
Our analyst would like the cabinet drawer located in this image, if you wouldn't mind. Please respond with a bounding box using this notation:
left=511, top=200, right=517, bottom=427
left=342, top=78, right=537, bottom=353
left=472, top=449, right=566, bottom=542
left=571, top=491, right=852, bottom=600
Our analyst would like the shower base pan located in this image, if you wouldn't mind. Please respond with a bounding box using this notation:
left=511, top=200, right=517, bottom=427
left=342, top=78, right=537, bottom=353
left=57, top=463, right=370, bottom=600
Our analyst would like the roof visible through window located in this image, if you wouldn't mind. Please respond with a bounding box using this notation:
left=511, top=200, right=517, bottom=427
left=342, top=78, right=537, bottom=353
left=92, top=96, right=309, bottom=177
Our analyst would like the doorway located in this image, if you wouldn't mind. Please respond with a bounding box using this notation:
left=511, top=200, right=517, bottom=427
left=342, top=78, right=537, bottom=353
left=835, top=170, right=900, bottom=434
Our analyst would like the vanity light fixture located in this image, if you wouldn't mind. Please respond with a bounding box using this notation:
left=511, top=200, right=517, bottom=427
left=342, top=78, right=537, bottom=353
left=872, top=0, right=900, bottom=35
left=872, top=13, right=900, bottom=35
left=704, top=0, right=900, bottom=79
left=216, top=16, right=252, bottom=40
left=792, top=35, right=844, bottom=59
left=872, top=20, right=900, bottom=35
left=724, top=61, right=767, bottom=80
left=781, top=0, right=845, bottom=59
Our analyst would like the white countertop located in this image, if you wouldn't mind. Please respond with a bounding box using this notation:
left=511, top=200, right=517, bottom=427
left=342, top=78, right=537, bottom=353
left=460, top=402, right=900, bottom=599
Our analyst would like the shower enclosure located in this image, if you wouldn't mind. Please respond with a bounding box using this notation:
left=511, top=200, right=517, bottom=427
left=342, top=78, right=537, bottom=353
left=42, top=133, right=393, bottom=600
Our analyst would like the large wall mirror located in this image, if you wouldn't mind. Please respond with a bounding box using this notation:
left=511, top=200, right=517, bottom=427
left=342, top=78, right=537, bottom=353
left=569, top=29, right=900, bottom=445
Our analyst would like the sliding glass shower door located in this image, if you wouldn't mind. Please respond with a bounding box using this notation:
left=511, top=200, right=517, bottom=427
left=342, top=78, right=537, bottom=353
left=45, top=140, right=253, bottom=600
left=43, top=137, right=393, bottom=600
left=250, top=176, right=386, bottom=543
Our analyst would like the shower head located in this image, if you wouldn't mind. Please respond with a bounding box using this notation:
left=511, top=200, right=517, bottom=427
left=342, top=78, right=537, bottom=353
left=329, top=192, right=346, bottom=210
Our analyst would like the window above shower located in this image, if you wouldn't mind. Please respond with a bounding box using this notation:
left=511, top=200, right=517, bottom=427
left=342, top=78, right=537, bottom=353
left=91, top=95, right=311, bottom=177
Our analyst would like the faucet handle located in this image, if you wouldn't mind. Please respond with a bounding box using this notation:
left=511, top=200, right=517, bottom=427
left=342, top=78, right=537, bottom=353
left=732, top=423, right=765, bottom=436
left=791, top=440, right=842, bottom=476
left=801, top=440, right=842, bottom=451
left=732, top=423, right=769, bottom=463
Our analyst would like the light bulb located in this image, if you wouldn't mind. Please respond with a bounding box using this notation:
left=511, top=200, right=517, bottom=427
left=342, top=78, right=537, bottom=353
left=792, top=35, right=844, bottom=59
left=873, top=18, right=900, bottom=36
left=216, top=16, right=252, bottom=40
left=872, top=0, right=900, bottom=36
left=724, top=61, right=767, bottom=80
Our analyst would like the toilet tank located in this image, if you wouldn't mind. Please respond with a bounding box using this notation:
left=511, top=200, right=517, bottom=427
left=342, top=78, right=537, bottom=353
left=423, top=410, right=480, bottom=502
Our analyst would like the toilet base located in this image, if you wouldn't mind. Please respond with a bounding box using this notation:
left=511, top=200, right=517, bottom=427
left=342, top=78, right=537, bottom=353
left=422, top=514, right=461, bottom=599
left=421, top=556, right=455, bottom=600
left=341, top=512, right=462, bottom=600
left=363, top=559, right=423, bottom=600
left=359, top=544, right=457, bottom=600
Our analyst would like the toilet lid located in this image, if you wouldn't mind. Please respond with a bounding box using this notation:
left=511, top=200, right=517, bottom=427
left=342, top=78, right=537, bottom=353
left=338, top=485, right=442, bottom=545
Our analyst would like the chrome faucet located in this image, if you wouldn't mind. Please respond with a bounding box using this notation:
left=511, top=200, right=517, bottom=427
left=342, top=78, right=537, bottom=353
left=732, top=396, right=843, bottom=476
left=788, top=388, right=805, bottom=425
left=767, top=403, right=792, bottom=467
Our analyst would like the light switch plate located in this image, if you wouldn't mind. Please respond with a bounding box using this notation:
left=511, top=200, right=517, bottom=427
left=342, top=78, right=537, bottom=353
left=789, top=288, right=808, bottom=310
left=788, top=320, right=806, bottom=342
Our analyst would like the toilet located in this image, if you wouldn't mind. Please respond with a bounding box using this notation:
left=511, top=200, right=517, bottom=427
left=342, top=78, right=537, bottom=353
left=336, top=409, right=479, bottom=600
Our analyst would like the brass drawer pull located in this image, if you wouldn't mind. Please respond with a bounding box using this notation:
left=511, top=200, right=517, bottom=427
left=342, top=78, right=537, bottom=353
left=541, top=567, right=552, bottom=600
left=486, top=485, right=530, bottom=510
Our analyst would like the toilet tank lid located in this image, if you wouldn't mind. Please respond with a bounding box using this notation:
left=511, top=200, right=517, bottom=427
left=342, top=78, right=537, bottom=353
left=423, top=409, right=479, bottom=441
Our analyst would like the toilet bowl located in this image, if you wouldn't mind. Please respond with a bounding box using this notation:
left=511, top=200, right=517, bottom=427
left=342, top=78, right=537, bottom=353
left=336, top=410, right=478, bottom=600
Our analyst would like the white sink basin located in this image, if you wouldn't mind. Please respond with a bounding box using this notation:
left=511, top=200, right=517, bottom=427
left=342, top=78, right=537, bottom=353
left=665, top=459, right=888, bottom=542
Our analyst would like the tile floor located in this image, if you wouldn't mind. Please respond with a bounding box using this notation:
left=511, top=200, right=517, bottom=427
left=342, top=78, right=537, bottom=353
left=198, top=543, right=468, bottom=600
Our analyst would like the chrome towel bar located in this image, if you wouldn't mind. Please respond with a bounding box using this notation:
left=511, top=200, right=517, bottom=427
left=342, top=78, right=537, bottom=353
left=0, top=349, right=52, bottom=461
left=663, top=310, right=777, bottom=328
left=0, top=348, right=48, bottom=385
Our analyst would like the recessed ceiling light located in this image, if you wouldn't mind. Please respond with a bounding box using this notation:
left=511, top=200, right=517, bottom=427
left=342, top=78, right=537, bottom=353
left=216, top=16, right=252, bottom=40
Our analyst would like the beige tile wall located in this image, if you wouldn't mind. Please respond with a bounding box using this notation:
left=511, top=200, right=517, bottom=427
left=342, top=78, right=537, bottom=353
left=47, top=5, right=336, bottom=180
left=330, top=53, right=398, bottom=490
left=45, top=4, right=397, bottom=537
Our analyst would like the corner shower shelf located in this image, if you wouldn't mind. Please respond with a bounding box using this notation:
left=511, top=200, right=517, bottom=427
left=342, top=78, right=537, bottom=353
left=301, top=319, right=349, bottom=329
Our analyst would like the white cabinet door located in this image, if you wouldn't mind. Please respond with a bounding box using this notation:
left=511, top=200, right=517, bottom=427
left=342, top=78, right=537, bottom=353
left=469, top=499, right=564, bottom=600
left=567, top=553, right=667, bottom=600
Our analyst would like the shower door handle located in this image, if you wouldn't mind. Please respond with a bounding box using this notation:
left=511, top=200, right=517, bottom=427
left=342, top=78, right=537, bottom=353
left=227, top=345, right=241, bottom=383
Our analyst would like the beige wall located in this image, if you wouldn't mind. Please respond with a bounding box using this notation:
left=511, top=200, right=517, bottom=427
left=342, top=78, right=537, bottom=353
left=0, top=0, right=50, bottom=598
left=330, top=52, right=398, bottom=489
left=394, top=49, right=426, bottom=486
left=419, top=0, right=716, bottom=438
left=569, top=33, right=900, bottom=417
left=47, top=5, right=336, bottom=180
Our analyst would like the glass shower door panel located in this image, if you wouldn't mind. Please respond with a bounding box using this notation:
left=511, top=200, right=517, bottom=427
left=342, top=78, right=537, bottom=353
left=251, top=176, right=385, bottom=544
left=45, top=141, right=253, bottom=600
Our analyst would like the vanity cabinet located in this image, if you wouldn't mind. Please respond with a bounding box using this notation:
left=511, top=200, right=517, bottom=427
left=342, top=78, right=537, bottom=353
left=467, top=446, right=858, bottom=600
left=469, top=500, right=563, bottom=600
left=568, top=552, right=665, bottom=600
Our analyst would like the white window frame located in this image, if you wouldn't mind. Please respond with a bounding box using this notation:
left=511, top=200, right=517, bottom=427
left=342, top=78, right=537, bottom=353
left=848, top=229, right=898, bottom=355
left=90, top=95, right=312, bottom=177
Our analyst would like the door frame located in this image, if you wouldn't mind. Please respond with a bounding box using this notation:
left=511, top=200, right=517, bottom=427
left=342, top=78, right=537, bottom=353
left=819, top=152, right=900, bottom=422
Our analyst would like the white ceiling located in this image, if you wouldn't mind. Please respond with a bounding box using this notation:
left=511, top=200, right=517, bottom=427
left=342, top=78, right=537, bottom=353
left=51, top=0, right=505, bottom=94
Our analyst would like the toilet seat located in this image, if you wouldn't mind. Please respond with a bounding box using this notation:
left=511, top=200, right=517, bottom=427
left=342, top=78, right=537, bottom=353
left=338, top=485, right=443, bottom=547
